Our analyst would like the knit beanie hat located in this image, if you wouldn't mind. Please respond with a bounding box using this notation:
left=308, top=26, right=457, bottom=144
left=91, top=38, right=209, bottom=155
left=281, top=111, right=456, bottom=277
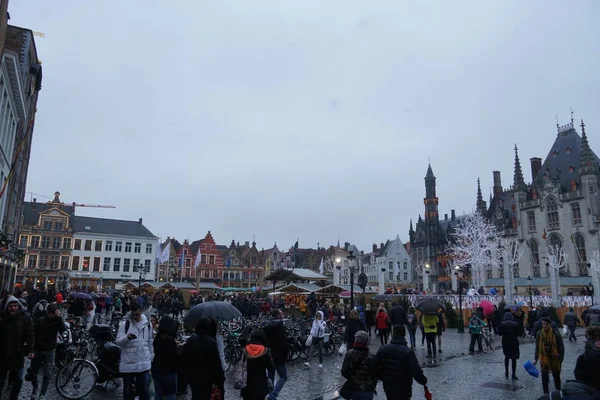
left=354, top=330, right=369, bottom=345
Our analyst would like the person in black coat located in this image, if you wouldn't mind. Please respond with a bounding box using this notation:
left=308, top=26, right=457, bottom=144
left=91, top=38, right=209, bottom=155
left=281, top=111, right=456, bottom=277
left=388, top=303, right=407, bottom=326
left=241, top=329, right=275, bottom=400
left=152, top=316, right=179, bottom=400
left=345, top=309, right=365, bottom=349
left=573, top=325, right=600, bottom=394
left=374, top=325, right=427, bottom=400
left=183, top=317, right=225, bottom=400
left=499, top=312, right=520, bottom=380
left=262, top=308, right=289, bottom=400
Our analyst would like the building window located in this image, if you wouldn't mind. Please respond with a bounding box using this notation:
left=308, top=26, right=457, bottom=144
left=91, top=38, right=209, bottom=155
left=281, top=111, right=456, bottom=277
left=134, top=243, right=141, bottom=253
left=63, top=238, right=71, bottom=249
left=144, top=259, right=151, bottom=273
left=71, top=256, right=80, bottom=271
left=133, top=259, right=140, bottom=272
left=123, top=259, right=130, bottom=272
left=403, top=260, right=408, bottom=270
left=60, top=256, right=69, bottom=270
left=43, top=220, right=52, bottom=230
left=52, top=237, right=61, bottom=249
left=55, top=221, right=63, bottom=231
left=115, top=241, right=123, bottom=252
left=527, top=211, right=536, bottom=232
left=185, top=259, right=191, bottom=267
left=574, top=233, right=588, bottom=276
left=41, top=236, right=50, bottom=248
left=404, top=272, right=408, bottom=281
left=113, top=258, right=121, bottom=271
left=201, top=254, right=207, bottom=264
left=95, top=241, right=102, bottom=252
left=50, top=255, right=59, bottom=269
left=19, top=235, right=27, bottom=247
left=209, top=255, right=215, bottom=264
left=388, top=271, right=393, bottom=280
left=145, top=244, right=152, bottom=254
left=103, top=257, right=111, bottom=272
left=74, top=239, right=81, bottom=250
left=31, top=236, right=40, bottom=248
left=84, top=240, right=92, bottom=251
left=125, top=242, right=132, bottom=252
left=388, top=261, right=393, bottom=269
left=39, top=255, right=48, bottom=269
left=547, top=198, right=560, bottom=230
left=93, top=257, right=101, bottom=271
left=82, top=257, right=90, bottom=271
left=513, top=265, right=520, bottom=278
left=105, top=241, right=113, bottom=251
left=572, top=203, right=582, bottom=225
left=28, top=255, right=37, bottom=268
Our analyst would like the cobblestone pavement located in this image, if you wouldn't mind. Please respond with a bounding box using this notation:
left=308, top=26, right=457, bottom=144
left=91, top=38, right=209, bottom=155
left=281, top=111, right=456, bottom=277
left=6, top=327, right=587, bottom=400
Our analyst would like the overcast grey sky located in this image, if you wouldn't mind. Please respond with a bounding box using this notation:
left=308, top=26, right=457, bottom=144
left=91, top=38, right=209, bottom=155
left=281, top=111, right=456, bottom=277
left=11, top=1, right=600, bottom=252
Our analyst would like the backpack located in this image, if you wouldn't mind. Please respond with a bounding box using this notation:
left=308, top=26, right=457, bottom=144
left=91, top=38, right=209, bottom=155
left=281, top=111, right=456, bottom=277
left=124, top=319, right=152, bottom=337
left=233, top=351, right=247, bottom=390
left=407, top=313, right=416, bottom=326
left=33, top=302, right=47, bottom=320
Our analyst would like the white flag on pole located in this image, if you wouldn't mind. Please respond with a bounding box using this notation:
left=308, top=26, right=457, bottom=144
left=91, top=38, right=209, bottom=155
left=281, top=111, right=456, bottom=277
left=194, top=246, right=202, bottom=268
left=319, top=257, right=324, bottom=275
left=394, top=261, right=400, bottom=281
left=158, top=241, right=171, bottom=264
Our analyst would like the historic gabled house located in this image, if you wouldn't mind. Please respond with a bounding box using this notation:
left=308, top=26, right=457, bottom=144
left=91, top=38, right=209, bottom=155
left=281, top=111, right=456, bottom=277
left=409, top=164, right=464, bottom=291
left=486, top=119, right=600, bottom=286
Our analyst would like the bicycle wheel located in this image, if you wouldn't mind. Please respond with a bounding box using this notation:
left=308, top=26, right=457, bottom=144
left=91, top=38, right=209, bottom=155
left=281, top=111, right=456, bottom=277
left=55, top=359, right=98, bottom=400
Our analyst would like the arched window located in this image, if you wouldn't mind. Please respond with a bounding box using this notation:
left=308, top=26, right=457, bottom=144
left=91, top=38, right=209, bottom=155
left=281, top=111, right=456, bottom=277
left=529, top=239, right=541, bottom=277
left=549, top=232, right=562, bottom=249
left=574, top=233, right=588, bottom=276
left=547, top=198, right=560, bottom=229
left=571, top=203, right=582, bottom=225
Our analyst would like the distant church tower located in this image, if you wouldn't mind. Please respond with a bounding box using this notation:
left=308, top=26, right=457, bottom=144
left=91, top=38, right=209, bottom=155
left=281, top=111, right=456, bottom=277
left=424, top=164, right=440, bottom=274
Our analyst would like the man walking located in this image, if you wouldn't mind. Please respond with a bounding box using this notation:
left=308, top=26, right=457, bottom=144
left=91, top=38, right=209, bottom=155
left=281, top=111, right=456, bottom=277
left=389, top=302, right=407, bottom=326
left=563, top=307, right=579, bottom=342
left=30, top=302, right=66, bottom=400
left=375, top=325, right=428, bottom=400
left=0, top=296, right=34, bottom=400
left=116, top=303, right=154, bottom=400
left=263, top=308, right=289, bottom=400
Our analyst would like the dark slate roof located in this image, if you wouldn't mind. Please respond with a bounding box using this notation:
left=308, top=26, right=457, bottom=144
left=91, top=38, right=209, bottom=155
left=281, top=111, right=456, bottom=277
left=486, top=190, right=516, bottom=230
left=73, top=216, right=156, bottom=238
left=22, top=202, right=74, bottom=227
left=533, top=126, right=600, bottom=192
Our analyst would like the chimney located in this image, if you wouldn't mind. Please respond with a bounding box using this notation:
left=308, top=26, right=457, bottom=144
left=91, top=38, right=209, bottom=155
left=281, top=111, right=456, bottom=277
left=493, top=171, right=502, bottom=198
left=444, top=213, right=448, bottom=221
left=245, top=241, right=250, bottom=247
left=380, top=243, right=384, bottom=249
left=32, top=198, right=37, bottom=209
left=138, top=218, right=143, bottom=224
left=372, top=244, right=377, bottom=252
left=530, top=157, right=542, bottom=182
left=451, top=209, right=456, bottom=221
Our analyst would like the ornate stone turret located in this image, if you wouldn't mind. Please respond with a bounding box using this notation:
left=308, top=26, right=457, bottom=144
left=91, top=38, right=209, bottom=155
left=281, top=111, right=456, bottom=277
left=580, top=120, right=599, bottom=176
left=476, top=178, right=487, bottom=214
left=409, top=219, right=415, bottom=242
left=513, top=144, right=526, bottom=190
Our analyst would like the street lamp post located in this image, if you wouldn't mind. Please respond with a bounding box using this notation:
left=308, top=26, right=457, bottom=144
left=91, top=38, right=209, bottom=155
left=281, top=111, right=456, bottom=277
left=347, top=251, right=357, bottom=310
left=527, top=276, right=533, bottom=307
left=590, top=282, right=594, bottom=306
left=455, top=265, right=464, bottom=333
left=138, top=267, right=147, bottom=293
left=423, top=263, right=431, bottom=293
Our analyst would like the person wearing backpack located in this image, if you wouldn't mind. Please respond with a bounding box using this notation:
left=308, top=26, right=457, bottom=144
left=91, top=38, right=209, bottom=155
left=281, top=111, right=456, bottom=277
left=468, top=312, right=486, bottom=354
left=240, top=329, right=274, bottom=400
left=406, top=307, right=419, bottom=350
left=183, top=317, right=224, bottom=400
left=32, top=300, right=48, bottom=320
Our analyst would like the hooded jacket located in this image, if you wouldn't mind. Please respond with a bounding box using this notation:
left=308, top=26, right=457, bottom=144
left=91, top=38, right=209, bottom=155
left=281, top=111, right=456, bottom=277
left=152, top=316, right=179, bottom=375
left=574, top=328, right=600, bottom=391
left=0, top=296, right=34, bottom=370
left=310, top=311, right=326, bottom=338
left=262, top=319, right=289, bottom=364
left=183, top=317, right=224, bottom=391
left=498, top=312, right=520, bottom=359
left=116, top=313, right=154, bottom=373
left=241, top=330, right=274, bottom=399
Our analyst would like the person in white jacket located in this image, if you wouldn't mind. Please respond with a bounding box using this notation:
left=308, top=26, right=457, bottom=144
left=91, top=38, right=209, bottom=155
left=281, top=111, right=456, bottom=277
left=304, top=310, right=326, bottom=368
left=116, top=303, right=154, bottom=400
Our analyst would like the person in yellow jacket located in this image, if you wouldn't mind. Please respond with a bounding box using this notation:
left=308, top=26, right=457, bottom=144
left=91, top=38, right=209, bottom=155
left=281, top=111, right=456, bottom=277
left=299, top=300, right=307, bottom=315
left=421, top=313, right=439, bottom=358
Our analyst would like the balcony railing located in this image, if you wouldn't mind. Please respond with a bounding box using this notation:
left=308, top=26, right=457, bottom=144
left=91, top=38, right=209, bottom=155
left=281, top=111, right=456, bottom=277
left=560, top=190, right=584, bottom=201
left=520, top=199, right=541, bottom=209
left=502, top=228, right=518, bottom=236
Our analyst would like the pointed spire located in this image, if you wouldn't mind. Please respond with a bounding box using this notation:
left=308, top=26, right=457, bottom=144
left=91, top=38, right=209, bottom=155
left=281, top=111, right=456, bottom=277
left=409, top=219, right=414, bottom=232
left=580, top=119, right=599, bottom=175
left=425, top=163, right=435, bottom=179
left=476, top=178, right=487, bottom=214
left=513, top=144, right=526, bottom=190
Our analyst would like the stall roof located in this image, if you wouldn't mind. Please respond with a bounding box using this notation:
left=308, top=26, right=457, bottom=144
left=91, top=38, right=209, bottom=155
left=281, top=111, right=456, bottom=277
left=317, top=284, right=377, bottom=294
left=160, top=282, right=196, bottom=290
left=279, top=283, right=323, bottom=293
left=486, top=277, right=594, bottom=287
left=264, top=268, right=327, bottom=282
left=198, top=282, right=220, bottom=290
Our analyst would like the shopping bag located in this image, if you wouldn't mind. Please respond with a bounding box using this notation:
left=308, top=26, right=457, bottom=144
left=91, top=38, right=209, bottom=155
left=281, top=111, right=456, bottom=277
left=523, top=360, right=539, bottom=378
left=305, top=335, right=313, bottom=347
left=424, top=385, right=432, bottom=400
left=562, top=325, right=568, bottom=336
left=338, top=343, right=348, bottom=357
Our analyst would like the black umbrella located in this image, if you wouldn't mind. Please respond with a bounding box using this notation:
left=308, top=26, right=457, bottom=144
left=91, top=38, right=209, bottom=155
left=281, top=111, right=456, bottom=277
left=184, top=301, right=242, bottom=331
left=414, top=297, right=445, bottom=314
left=70, top=292, right=92, bottom=300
